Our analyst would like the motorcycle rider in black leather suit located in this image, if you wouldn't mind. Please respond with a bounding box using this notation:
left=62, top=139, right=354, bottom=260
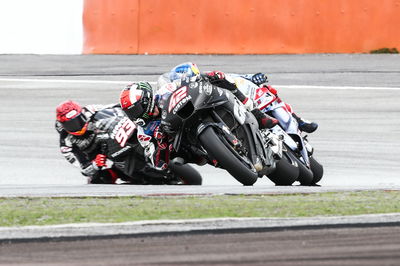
left=55, top=100, right=124, bottom=184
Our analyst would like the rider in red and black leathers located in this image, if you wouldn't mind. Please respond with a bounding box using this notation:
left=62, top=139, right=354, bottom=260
left=55, top=100, right=120, bottom=184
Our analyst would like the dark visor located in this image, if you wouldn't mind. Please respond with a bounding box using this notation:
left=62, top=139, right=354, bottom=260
left=62, top=114, right=87, bottom=133
left=124, top=103, right=145, bottom=121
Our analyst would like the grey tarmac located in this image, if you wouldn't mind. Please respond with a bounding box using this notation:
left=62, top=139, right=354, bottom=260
left=1, top=224, right=400, bottom=266
left=1, top=213, right=400, bottom=242
left=0, top=55, right=399, bottom=264
left=0, top=54, right=399, bottom=188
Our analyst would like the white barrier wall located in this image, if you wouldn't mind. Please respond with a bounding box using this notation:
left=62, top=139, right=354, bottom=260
left=0, top=0, right=83, bottom=54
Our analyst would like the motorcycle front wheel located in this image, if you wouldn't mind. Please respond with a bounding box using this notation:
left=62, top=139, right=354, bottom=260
left=198, top=126, right=258, bottom=186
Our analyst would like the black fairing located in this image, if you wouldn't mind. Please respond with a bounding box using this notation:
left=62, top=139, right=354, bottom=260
left=160, top=80, right=229, bottom=132
left=92, top=108, right=148, bottom=179
left=161, top=79, right=268, bottom=168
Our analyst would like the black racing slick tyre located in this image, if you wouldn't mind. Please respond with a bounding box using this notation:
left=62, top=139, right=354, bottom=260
left=282, top=144, right=313, bottom=185
left=309, top=156, right=323, bottom=185
left=291, top=154, right=314, bottom=186
left=199, top=127, right=258, bottom=186
left=267, top=151, right=299, bottom=186
left=168, top=161, right=203, bottom=185
left=296, top=160, right=314, bottom=185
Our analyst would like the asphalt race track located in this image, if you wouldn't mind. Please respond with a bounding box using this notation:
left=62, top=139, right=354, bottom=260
left=0, top=54, right=399, bottom=191
left=1, top=225, right=400, bottom=266
left=0, top=55, right=400, bottom=264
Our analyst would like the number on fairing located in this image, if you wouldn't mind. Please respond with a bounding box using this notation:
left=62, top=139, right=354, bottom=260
left=115, top=119, right=136, bottom=147
left=233, top=100, right=246, bottom=125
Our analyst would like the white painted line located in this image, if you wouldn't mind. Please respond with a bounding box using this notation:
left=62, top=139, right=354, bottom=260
left=0, top=78, right=399, bottom=90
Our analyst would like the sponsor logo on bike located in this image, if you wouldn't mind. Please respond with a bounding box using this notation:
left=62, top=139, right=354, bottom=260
left=203, top=83, right=213, bottom=95
left=172, top=95, right=192, bottom=114
left=168, top=86, right=188, bottom=113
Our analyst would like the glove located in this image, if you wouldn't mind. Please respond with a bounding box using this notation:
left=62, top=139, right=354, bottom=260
left=153, top=126, right=165, bottom=140
left=206, top=71, right=226, bottom=83
left=93, top=154, right=114, bottom=169
left=251, top=73, right=268, bottom=85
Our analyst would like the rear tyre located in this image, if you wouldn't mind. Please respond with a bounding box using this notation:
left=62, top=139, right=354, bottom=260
left=297, top=160, right=314, bottom=185
left=199, top=127, right=258, bottom=186
left=309, top=156, right=323, bottom=184
left=267, top=152, right=299, bottom=186
left=168, top=161, right=202, bottom=185
left=285, top=146, right=314, bottom=185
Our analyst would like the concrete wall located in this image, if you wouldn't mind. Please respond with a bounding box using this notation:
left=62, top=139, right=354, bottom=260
left=83, top=0, right=400, bottom=54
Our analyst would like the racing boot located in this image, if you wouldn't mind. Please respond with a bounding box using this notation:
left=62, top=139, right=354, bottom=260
left=251, top=108, right=279, bottom=129
left=292, top=113, right=318, bottom=133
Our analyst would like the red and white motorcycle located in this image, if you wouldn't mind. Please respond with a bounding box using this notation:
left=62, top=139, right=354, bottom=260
left=232, top=76, right=323, bottom=185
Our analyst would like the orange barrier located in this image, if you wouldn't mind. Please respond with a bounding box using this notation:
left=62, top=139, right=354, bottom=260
left=83, top=0, right=400, bottom=54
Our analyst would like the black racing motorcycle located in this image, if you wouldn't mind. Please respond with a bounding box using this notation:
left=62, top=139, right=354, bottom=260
left=91, top=107, right=202, bottom=185
left=159, top=77, right=295, bottom=186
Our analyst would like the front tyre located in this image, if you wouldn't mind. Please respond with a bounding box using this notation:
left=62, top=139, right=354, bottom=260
left=199, top=127, right=258, bottom=186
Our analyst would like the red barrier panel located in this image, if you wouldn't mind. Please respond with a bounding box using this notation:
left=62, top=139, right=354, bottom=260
left=83, top=0, right=400, bottom=54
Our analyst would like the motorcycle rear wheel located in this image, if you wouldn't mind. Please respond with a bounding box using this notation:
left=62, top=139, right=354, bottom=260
left=267, top=151, right=299, bottom=186
left=291, top=154, right=314, bottom=185
left=283, top=145, right=313, bottom=185
left=199, top=127, right=258, bottom=186
left=309, top=156, right=323, bottom=184
left=168, top=161, right=203, bottom=185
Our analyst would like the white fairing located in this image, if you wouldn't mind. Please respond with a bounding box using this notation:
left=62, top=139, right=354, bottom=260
left=270, top=125, right=298, bottom=152
left=230, top=74, right=257, bottom=101
left=233, top=98, right=247, bottom=125
left=232, top=75, right=312, bottom=167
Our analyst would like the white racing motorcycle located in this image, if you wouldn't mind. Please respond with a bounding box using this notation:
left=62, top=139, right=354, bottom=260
left=232, top=76, right=324, bottom=185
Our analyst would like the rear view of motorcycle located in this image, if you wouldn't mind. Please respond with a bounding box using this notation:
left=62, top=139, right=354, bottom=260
left=159, top=77, right=294, bottom=186
left=237, top=77, right=324, bottom=185
left=269, top=116, right=323, bottom=185
left=259, top=129, right=300, bottom=185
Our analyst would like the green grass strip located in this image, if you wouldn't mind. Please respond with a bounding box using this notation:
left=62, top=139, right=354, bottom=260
left=0, top=191, right=399, bottom=227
